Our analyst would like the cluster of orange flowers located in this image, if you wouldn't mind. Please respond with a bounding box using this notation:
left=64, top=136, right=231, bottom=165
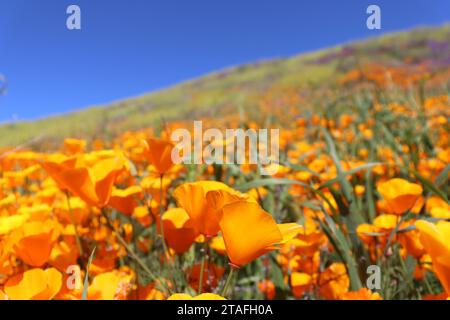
left=0, top=91, right=449, bottom=300
left=339, top=64, right=431, bottom=88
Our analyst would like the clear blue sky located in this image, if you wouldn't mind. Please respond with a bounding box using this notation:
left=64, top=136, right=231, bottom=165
left=0, top=0, right=449, bottom=122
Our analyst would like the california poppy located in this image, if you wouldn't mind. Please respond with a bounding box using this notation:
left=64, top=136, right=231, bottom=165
left=173, top=181, right=235, bottom=236
left=108, top=185, right=143, bottom=215
left=143, top=138, right=176, bottom=175
left=49, top=241, right=79, bottom=272
left=219, top=201, right=301, bottom=267
left=43, top=157, right=125, bottom=208
left=377, top=178, right=423, bottom=214
left=41, top=154, right=78, bottom=191
left=4, top=268, right=62, bottom=300
left=88, top=270, right=134, bottom=300
left=13, top=220, right=60, bottom=267
left=161, top=208, right=198, bottom=254
left=318, top=262, right=349, bottom=300
left=415, top=220, right=450, bottom=295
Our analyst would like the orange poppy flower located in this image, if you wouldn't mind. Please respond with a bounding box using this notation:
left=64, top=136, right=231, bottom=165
left=205, top=187, right=256, bottom=212
left=88, top=270, right=133, bottom=300
left=377, top=178, right=423, bottom=214
left=415, top=220, right=450, bottom=295
left=318, top=262, right=349, bottom=300
left=161, top=208, right=198, bottom=254
left=173, top=181, right=235, bottom=236
left=108, top=185, right=143, bottom=215
left=143, top=138, right=176, bottom=175
left=43, top=157, right=125, bottom=208
left=219, top=201, right=301, bottom=267
left=4, top=268, right=62, bottom=300
left=132, top=206, right=153, bottom=227
left=13, top=220, right=61, bottom=267
left=41, top=154, right=78, bottom=191
left=49, top=241, right=79, bottom=272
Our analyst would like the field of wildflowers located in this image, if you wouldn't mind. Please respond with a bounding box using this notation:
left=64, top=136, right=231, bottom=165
left=0, top=26, right=449, bottom=301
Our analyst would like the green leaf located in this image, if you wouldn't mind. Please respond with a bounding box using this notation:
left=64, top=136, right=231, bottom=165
left=435, top=164, right=450, bottom=187
left=82, top=246, right=96, bottom=301
left=318, top=210, right=362, bottom=290
left=321, top=128, right=354, bottom=202
left=365, top=168, right=376, bottom=222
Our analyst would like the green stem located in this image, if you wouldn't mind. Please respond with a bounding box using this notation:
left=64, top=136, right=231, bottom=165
left=65, top=192, right=83, bottom=257
left=221, top=267, right=237, bottom=297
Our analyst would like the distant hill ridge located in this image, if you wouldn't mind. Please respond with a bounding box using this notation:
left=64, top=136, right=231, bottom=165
left=0, top=24, right=449, bottom=148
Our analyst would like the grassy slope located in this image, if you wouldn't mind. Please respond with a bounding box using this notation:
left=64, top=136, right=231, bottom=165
left=0, top=24, right=449, bottom=147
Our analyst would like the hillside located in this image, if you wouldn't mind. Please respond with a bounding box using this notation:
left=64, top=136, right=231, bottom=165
left=1, top=24, right=449, bottom=148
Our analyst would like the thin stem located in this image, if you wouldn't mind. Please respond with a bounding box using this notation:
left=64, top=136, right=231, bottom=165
left=221, top=266, right=237, bottom=297
left=65, top=191, right=83, bottom=257
left=198, top=240, right=208, bottom=294
left=159, top=174, right=169, bottom=259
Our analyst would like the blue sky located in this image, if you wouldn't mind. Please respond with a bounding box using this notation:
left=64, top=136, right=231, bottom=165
left=0, top=0, right=449, bottom=122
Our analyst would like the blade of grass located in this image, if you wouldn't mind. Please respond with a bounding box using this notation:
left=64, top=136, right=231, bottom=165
left=318, top=210, right=362, bottom=290
left=321, top=128, right=354, bottom=202
left=435, top=164, right=450, bottom=187
left=365, top=168, right=376, bottom=222
left=81, top=246, right=96, bottom=300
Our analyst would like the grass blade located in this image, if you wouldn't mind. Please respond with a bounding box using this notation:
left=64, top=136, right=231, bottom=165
left=82, top=246, right=96, bottom=301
